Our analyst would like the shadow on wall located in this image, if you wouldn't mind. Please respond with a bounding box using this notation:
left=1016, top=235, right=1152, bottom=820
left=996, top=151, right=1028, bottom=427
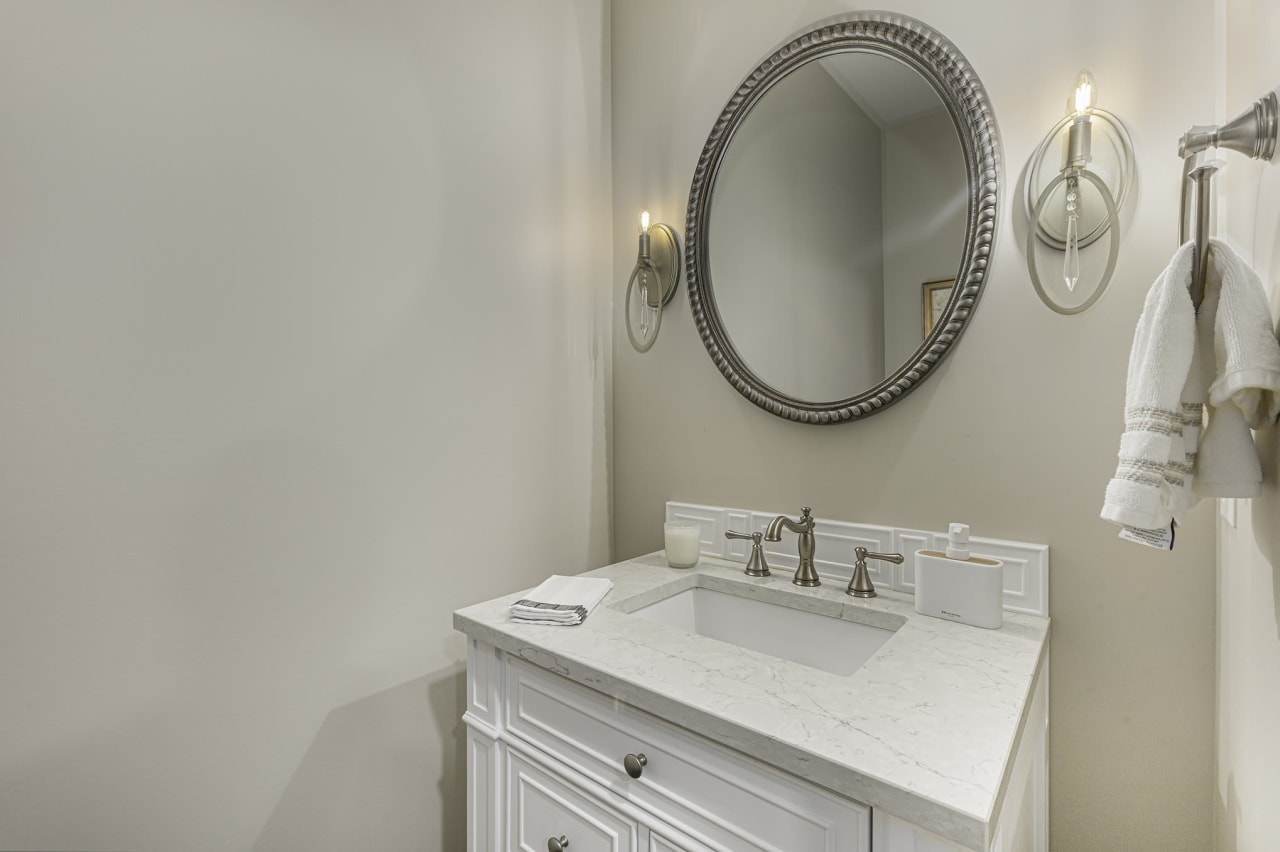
left=253, top=665, right=467, bottom=852
left=1252, top=429, right=1280, bottom=641
left=1215, top=771, right=1241, bottom=852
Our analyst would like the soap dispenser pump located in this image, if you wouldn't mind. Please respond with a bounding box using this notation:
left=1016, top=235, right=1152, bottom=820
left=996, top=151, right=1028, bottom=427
left=914, top=523, right=1004, bottom=629
left=945, top=522, right=971, bottom=559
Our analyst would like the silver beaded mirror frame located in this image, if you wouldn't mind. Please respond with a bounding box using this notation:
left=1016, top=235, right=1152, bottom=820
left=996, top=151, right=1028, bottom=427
left=685, top=13, right=1002, bottom=424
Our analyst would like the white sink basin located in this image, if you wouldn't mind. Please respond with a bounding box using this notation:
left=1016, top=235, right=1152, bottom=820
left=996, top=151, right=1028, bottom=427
left=631, top=587, right=894, bottom=676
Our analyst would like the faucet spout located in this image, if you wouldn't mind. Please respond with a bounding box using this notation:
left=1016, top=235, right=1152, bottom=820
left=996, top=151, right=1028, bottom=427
left=764, top=506, right=820, bottom=587
left=764, top=513, right=806, bottom=540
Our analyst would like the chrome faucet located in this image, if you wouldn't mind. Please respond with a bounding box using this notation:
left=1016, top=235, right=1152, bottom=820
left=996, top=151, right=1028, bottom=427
left=764, top=506, right=820, bottom=587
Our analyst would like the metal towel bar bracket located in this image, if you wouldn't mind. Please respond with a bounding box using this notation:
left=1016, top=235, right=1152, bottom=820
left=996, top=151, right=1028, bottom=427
left=1177, top=89, right=1279, bottom=311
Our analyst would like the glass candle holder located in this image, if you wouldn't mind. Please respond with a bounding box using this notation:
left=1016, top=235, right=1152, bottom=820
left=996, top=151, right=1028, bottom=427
left=663, top=521, right=701, bottom=568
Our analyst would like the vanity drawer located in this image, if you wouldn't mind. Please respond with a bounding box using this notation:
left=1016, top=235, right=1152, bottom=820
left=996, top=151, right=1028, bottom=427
left=505, top=657, right=869, bottom=852
left=507, top=750, right=639, bottom=852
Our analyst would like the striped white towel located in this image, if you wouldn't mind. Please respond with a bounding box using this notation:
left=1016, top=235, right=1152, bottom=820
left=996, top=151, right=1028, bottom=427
left=1101, top=242, right=1204, bottom=549
left=510, top=575, right=613, bottom=626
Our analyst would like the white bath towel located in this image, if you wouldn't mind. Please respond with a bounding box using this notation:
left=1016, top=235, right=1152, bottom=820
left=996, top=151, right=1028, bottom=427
left=1194, top=239, right=1280, bottom=497
left=1101, top=242, right=1204, bottom=547
left=510, top=575, right=613, bottom=625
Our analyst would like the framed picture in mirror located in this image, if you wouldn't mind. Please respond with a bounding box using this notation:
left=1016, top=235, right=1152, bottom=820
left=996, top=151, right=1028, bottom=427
left=922, top=279, right=955, bottom=338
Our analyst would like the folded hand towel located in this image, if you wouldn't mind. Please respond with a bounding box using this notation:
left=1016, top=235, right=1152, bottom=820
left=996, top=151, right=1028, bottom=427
left=1192, top=239, right=1280, bottom=497
left=1102, top=241, right=1204, bottom=546
left=1206, top=239, right=1280, bottom=425
left=510, top=575, right=613, bottom=626
left=1193, top=275, right=1261, bottom=497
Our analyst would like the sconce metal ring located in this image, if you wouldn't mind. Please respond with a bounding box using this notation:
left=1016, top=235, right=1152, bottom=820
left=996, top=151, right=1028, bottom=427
left=624, top=222, right=682, bottom=353
left=1024, top=108, right=1134, bottom=251
left=625, top=260, right=663, bottom=353
left=1027, top=168, right=1120, bottom=316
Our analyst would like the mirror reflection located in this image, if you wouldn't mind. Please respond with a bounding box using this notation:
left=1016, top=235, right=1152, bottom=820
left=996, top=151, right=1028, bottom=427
left=707, top=51, right=967, bottom=402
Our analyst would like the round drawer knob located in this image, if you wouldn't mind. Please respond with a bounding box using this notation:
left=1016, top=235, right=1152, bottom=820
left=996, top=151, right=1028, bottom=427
left=547, top=835, right=569, bottom=852
left=623, top=752, right=648, bottom=779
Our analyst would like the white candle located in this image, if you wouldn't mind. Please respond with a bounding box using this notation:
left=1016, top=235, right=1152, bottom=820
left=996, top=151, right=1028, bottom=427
left=664, top=521, right=701, bottom=568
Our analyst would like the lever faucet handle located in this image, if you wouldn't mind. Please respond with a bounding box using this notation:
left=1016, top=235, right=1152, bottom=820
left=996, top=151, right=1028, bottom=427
left=725, top=530, right=771, bottom=578
left=847, top=547, right=904, bottom=598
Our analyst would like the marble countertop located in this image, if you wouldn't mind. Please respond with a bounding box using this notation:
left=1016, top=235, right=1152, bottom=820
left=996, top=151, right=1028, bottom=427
left=453, top=553, right=1050, bottom=849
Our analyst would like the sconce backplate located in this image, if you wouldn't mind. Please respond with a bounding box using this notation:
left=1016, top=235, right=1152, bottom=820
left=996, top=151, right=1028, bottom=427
left=646, top=223, right=681, bottom=308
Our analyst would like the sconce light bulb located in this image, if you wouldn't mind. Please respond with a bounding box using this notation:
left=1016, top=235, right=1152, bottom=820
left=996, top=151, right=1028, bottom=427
left=1073, top=69, right=1097, bottom=115
left=640, top=210, right=650, bottom=234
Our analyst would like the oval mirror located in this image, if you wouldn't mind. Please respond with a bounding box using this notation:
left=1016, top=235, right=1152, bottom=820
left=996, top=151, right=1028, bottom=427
left=685, top=14, right=1001, bottom=423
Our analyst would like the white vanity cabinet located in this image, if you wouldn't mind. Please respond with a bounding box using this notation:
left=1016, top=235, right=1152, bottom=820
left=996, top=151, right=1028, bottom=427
left=457, top=557, right=1051, bottom=852
left=464, top=636, right=1048, bottom=852
left=466, top=639, right=871, bottom=852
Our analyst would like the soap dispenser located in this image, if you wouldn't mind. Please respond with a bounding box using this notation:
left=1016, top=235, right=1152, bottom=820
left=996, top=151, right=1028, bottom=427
left=914, top=523, right=1004, bottom=629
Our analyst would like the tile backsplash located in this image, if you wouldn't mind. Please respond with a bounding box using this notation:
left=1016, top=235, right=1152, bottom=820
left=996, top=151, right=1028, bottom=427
left=666, top=501, right=1049, bottom=618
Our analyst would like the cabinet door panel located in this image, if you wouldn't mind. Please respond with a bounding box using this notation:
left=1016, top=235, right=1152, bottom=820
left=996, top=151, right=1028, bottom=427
left=507, top=751, right=638, bottom=852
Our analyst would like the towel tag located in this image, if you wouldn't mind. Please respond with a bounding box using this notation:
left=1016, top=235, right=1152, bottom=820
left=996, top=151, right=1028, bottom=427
left=1119, top=521, right=1176, bottom=551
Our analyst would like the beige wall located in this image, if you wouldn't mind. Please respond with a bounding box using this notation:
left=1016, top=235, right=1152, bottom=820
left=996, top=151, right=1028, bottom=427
left=0, top=2, right=610, bottom=850
left=611, top=1, right=1216, bottom=849
left=1215, top=0, right=1280, bottom=848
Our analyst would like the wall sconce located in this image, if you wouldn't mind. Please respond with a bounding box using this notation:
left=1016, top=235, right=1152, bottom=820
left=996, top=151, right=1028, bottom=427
left=1025, top=70, right=1135, bottom=315
left=625, top=210, right=681, bottom=352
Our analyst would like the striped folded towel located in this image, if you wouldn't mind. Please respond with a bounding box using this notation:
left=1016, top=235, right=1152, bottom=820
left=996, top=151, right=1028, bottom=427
left=1101, top=241, right=1204, bottom=549
left=510, top=575, right=613, bottom=626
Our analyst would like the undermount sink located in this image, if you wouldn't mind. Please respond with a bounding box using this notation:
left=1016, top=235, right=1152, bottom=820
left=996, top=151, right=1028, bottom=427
left=630, top=586, right=894, bottom=676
